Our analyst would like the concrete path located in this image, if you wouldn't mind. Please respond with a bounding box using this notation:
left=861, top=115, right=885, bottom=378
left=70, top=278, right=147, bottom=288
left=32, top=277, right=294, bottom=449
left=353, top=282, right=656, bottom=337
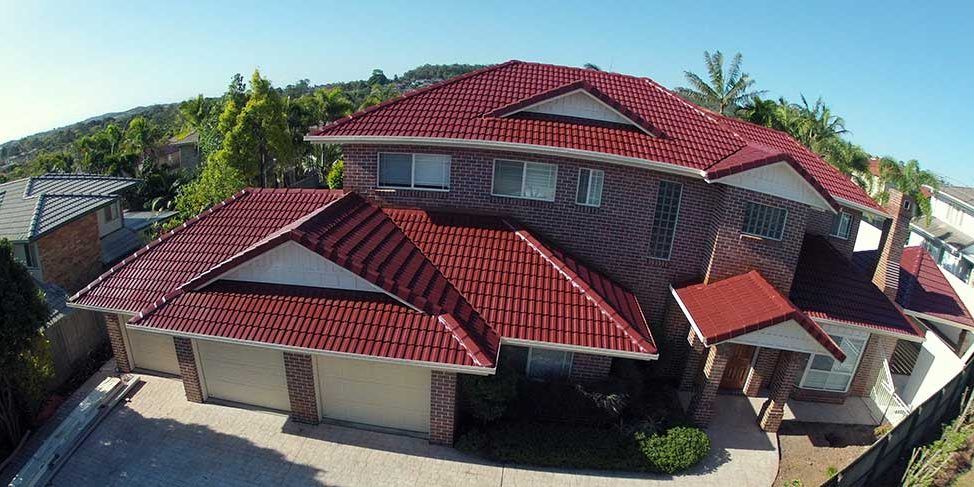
left=35, top=374, right=778, bottom=486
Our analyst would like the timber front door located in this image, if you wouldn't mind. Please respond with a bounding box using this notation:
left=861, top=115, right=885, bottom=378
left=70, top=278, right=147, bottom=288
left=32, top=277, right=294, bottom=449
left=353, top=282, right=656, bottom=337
left=720, top=344, right=756, bottom=391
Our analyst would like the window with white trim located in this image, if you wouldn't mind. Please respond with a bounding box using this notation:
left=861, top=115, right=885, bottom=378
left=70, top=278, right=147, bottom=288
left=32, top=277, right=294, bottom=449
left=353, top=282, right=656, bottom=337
left=576, top=168, right=604, bottom=207
left=648, top=181, right=683, bottom=260
left=742, top=201, right=787, bottom=240
left=830, top=211, right=852, bottom=239
left=492, top=160, right=557, bottom=201
left=378, top=153, right=451, bottom=190
left=526, top=348, right=573, bottom=380
left=12, top=242, right=38, bottom=268
left=800, top=334, right=867, bottom=392
left=103, top=203, right=117, bottom=222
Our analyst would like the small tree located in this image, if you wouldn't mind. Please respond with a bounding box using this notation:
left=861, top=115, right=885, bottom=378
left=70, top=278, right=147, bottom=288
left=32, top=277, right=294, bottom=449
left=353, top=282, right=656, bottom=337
left=326, top=159, right=344, bottom=189
left=172, top=158, right=247, bottom=222
left=0, top=239, right=52, bottom=449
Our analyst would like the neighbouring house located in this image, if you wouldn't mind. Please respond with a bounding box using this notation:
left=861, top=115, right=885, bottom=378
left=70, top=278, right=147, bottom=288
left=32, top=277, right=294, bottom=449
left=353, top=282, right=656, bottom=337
left=908, top=185, right=974, bottom=286
left=70, top=61, right=926, bottom=445
left=157, top=131, right=200, bottom=171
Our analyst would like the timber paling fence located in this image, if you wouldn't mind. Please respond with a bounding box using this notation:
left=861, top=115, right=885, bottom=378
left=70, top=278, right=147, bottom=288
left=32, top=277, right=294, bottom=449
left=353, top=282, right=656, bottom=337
left=821, top=360, right=974, bottom=486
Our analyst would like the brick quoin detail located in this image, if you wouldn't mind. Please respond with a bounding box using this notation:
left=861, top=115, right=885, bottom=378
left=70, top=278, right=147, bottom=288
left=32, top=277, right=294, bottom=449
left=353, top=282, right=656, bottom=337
left=679, top=329, right=706, bottom=391
left=104, top=314, right=132, bottom=373
left=570, top=353, right=612, bottom=382
left=429, top=371, right=457, bottom=445
left=688, top=344, right=731, bottom=427
left=759, top=350, right=807, bottom=432
left=36, top=212, right=102, bottom=294
left=283, top=352, right=319, bottom=424
left=849, top=334, right=899, bottom=397
left=173, top=337, right=204, bottom=403
left=744, top=347, right=780, bottom=397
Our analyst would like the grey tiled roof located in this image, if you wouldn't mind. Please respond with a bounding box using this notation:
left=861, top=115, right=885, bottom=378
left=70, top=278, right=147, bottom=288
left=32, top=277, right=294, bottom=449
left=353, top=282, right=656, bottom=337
left=0, top=174, right=139, bottom=241
left=912, top=215, right=974, bottom=250
left=941, top=186, right=974, bottom=209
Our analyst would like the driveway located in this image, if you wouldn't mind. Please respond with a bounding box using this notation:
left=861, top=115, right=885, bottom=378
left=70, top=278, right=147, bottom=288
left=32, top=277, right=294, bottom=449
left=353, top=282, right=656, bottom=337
left=40, top=373, right=777, bottom=486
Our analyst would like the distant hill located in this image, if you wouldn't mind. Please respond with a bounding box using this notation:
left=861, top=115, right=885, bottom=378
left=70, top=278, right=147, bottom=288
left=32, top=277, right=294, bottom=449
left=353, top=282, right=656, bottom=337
left=0, top=63, right=487, bottom=170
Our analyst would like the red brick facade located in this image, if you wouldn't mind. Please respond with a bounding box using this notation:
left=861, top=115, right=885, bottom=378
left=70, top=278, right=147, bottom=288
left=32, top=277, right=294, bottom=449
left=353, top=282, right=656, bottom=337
left=806, top=207, right=862, bottom=259
left=429, top=371, right=458, bottom=445
left=759, top=350, right=807, bottom=432
left=679, top=329, right=706, bottom=391
left=872, top=190, right=913, bottom=300
left=744, top=347, right=780, bottom=397
left=848, top=334, right=898, bottom=397
left=105, top=313, right=132, bottom=373
left=569, top=353, right=613, bottom=382
left=283, top=352, right=319, bottom=424
left=173, top=337, right=204, bottom=403
left=688, top=344, right=731, bottom=427
left=37, top=211, right=102, bottom=293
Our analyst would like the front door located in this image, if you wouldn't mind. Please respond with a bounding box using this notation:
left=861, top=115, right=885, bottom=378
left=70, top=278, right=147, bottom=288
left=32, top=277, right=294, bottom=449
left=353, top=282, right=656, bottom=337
left=720, top=344, right=756, bottom=391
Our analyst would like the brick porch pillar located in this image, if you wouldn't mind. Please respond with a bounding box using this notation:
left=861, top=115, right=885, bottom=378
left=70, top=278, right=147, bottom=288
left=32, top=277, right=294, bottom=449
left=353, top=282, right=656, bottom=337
left=758, top=350, right=807, bottom=432
left=173, top=337, right=204, bottom=403
left=283, top=352, right=319, bottom=424
left=570, top=353, right=612, bottom=383
left=679, top=329, right=706, bottom=392
left=687, top=343, right=732, bottom=427
left=848, top=334, right=898, bottom=397
left=104, top=314, right=132, bottom=373
left=429, top=371, right=457, bottom=445
left=743, top=348, right=780, bottom=397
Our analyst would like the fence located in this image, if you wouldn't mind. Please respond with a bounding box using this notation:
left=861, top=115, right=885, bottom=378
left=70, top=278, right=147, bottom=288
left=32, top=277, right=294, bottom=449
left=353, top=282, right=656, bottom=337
left=868, top=357, right=912, bottom=426
left=43, top=309, right=107, bottom=389
left=822, top=356, right=974, bottom=486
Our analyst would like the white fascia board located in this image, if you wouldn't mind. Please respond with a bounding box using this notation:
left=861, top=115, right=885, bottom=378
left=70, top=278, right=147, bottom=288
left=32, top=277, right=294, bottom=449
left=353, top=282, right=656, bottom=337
left=500, top=337, right=659, bottom=361
left=126, top=324, right=496, bottom=375
left=304, top=136, right=706, bottom=179
left=706, top=160, right=836, bottom=213
left=904, top=309, right=974, bottom=333
left=936, top=190, right=974, bottom=215
left=65, top=301, right=138, bottom=315
left=812, top=317, right=925, bottom=343
left=669, top=285, right=709, bottom=346
left=835, top=197, right=889, bottom=219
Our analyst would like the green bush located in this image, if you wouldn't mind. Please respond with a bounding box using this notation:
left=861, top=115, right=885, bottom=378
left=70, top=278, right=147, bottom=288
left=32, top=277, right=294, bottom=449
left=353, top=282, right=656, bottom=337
left=326, top=159, right=344, bottom=189
left=455, top=428, right=489, bottom=454
left=459, top=367, right=518, bottom=423
left=636, top=426, right=711, bottom=474
left=510, top=379, right=630, bottom=426
left=486, top=421, right=643, bottom=470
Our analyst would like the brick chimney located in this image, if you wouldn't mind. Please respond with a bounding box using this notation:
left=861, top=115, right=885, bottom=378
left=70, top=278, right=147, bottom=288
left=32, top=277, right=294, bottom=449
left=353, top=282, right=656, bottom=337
left=872, top=188, right=915, bottom=299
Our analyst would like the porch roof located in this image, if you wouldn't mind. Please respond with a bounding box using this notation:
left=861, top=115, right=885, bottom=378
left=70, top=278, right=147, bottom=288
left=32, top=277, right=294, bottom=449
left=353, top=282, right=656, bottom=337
left=672, top=271, right=845, bottom=360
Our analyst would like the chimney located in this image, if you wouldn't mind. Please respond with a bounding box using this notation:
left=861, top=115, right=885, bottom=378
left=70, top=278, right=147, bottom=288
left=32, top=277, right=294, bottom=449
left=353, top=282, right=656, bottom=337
left=872, top=188, right=915, bottom=300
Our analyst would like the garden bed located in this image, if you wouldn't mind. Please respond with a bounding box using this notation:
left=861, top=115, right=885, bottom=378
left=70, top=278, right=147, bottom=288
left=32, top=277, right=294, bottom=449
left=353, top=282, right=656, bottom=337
left=774, top=421, right=878, bottom=486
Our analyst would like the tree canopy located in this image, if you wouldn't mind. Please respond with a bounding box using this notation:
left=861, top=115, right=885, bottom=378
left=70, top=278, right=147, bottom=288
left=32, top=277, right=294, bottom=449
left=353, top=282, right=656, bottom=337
left=676, top=51, right=764, bottom=116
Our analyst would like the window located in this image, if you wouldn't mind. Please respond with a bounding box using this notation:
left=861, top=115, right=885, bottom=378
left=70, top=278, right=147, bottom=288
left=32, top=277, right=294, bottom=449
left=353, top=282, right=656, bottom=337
left=378, top=153, right=450, bottom=190
left=12, top=243, right=37, bottom=268
left=492, top=160, right=557, bottom=201
left=800, top=334, right=867, bottom=392
left=576, top=168, right=604, bottom=207
left=526, top=348, right=573, bottom=380
left=742, top=201, right=788, bottom=240
left=831, top=211, right=852, bottom=240
left=102, top=204, right=116, bottom=222
left=648, top=181, right=683, bottom=260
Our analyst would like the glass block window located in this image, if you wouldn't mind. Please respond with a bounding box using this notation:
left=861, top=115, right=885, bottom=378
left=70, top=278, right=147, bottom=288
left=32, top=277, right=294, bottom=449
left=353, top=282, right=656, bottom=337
left=648, top=181, right=683, bottom=260
left=742, top=201, right=788, bottom=240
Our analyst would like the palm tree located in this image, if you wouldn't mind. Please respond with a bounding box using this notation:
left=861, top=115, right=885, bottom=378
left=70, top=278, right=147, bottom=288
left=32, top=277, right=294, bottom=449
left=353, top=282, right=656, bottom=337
left=789, top=96, right=847, bottom=149
left=676, top=51, right=765, bottom=115
left=879, top=157, right=940, bottom=221
left=740, top=96, right=786, bottom=129
left=583, top=63, right=602, bottom=71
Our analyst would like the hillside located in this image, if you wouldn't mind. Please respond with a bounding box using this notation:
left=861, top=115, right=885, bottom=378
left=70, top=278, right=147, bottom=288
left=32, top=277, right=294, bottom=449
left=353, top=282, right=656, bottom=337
left=0, top=63, right=486, bottom=171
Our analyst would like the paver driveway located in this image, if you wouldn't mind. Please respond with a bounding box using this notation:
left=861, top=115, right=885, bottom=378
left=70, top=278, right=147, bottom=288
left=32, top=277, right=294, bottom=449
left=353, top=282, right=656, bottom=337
left=47, top=373, right=778, bottom=486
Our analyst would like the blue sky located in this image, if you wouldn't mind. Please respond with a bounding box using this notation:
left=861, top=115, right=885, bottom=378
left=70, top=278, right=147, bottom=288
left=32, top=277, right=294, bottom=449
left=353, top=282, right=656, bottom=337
left=2, top=0, right=971, bottom=184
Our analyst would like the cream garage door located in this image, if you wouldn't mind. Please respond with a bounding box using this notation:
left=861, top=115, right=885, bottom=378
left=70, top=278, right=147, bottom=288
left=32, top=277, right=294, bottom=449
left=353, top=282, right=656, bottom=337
left=317, top=356, right=431, bottom=433
left=197, top=340, right=290, bottom=412
left=127, top=328, right=180, bottom=375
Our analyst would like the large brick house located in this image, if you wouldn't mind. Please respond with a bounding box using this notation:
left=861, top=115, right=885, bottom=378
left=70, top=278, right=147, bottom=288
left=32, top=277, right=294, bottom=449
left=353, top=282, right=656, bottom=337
left=68, top=61, right=963, bottom=444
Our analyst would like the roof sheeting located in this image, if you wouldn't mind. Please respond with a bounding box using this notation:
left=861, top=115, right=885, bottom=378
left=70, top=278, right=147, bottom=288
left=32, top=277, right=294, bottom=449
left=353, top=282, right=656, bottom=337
left=310, top=60, right=881, bottom=213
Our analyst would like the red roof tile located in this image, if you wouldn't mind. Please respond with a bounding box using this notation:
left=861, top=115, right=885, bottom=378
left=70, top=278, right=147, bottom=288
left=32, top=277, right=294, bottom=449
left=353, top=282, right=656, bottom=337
left=310, top=60, right=882, bottom=214
left=130, top=281, right=486, bottom=368
left=386, top=209, right=657, bottom=356
left=898, top=246, right=974, bottom=328
left=791, top=236, right=924, bottom=338
left=673, top=271, right=844, bottom=360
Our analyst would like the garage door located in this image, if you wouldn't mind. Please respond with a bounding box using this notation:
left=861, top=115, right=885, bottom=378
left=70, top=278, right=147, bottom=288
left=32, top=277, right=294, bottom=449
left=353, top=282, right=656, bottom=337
left=197, top=341, right=290, bottom=412
left=317, top=356, right=431, bottom=433
left=128, top=328, right=179, bottom=375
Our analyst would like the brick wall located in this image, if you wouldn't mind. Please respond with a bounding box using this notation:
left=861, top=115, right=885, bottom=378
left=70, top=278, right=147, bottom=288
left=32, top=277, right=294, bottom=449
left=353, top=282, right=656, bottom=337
left=759, top=350, right=807, bottom=432
left=792, top=386, right=847, bottom=404
left=105, top=313, right=132, bottom=373
left=848, top=334, right=898, bottom=397
left=569, top=353, right=612, bottom=382
left=687, top=343, right=731, bottom=427
left=36, top=211, right=102, bottom=293
left=805, top=207, right=862, bottom=259
left=744, top=347, right=780, bottom=396
left=173, top=337, right=204, bottom=403
left=283, top=352, right=319, bottom=424
left=873, top=190, right=914, bottom=300
left=429, top=370, right=457, bottom=445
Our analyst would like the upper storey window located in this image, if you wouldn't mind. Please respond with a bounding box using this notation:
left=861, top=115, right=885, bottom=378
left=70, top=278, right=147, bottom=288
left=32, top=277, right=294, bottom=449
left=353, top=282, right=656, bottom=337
left=648, top=181, right=683, bottom=260
left=378, top=153, right=451, bottom=191
left=576, top=168, right=604, bottom=207
left=742, top=201, right=787, bottom=240
left=492, top=160, right=557, bottom=202
left=831, top=210, right=852, bottom=240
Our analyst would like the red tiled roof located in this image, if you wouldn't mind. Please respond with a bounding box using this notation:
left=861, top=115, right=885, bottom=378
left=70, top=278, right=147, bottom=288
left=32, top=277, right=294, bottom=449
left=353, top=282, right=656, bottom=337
left=310, top=60, right=882, bottom=214
left=791, top=236, right=924, bottom=338
left=130, top=281, right=486, bottom=368
left=898, top=246, right=974, bottom=328
left=673, top=271, right=844, bottom=360
left=386, top=209, right=657, bottom=356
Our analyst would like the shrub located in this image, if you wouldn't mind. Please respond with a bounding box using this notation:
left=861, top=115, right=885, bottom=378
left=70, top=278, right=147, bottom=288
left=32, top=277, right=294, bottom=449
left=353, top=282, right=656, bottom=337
left=459, top=367, right=518, bottom=423
left=511, top=379, right=630, bottom=426
left=326, top=159, right=344, bottom=189
left=636, top=426, right=711, bottom=474
left=455, top=428, right=489, bottom=454
left=486, top=421, right=642, bottom=470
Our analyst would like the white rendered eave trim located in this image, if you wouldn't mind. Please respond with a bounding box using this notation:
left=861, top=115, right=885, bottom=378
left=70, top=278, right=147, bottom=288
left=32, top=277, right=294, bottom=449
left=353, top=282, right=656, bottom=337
left=500, top=338, right=658, bottom=361
left=903, top=309, right=974, bottom=333
left=811, top=317, right=925, bottom=343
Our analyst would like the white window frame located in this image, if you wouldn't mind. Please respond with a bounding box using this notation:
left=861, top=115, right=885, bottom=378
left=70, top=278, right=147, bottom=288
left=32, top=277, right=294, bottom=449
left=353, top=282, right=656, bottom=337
left=575, top=168, right=604, bottom=207
left=799, top=331, right=867, bottom=393
left=376, top=152, right=451, bottom=192
left=830, top=210, right=852, bottom=240
left=491, top=159, right=558, bottom=202
left=741, top=201, right=788, bottom=241
left=12, top=242, right=40, bottom=269
left=525, top=347, right=574, bottom=380
left=648, top=180, right=683, bottom=261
